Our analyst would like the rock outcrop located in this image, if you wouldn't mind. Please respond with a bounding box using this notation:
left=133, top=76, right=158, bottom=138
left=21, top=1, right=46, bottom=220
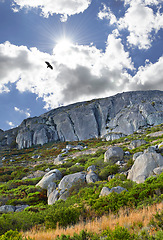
left=128, top=148, right=163, bottom=183
left=1, top=90, right=163, bottom=149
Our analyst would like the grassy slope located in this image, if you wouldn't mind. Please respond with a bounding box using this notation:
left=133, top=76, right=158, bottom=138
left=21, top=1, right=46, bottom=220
left=0, top=124, right=163, bottom=239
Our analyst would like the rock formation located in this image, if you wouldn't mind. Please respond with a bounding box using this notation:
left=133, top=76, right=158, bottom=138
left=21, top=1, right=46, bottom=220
left=128, top=147, right=163, bottom=183
left=1, top=90, right=163, bottom=149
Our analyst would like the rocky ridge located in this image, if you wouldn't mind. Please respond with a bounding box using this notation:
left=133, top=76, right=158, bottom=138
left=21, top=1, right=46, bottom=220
left=1, top=90, right=163, bottom=149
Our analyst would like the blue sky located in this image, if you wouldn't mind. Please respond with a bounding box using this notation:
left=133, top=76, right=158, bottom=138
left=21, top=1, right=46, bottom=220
left=0, top=0, right=163, bottom=130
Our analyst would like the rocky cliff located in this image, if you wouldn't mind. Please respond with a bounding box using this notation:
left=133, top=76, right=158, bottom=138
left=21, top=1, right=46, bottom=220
left=1, top=90, right=163, bottom=149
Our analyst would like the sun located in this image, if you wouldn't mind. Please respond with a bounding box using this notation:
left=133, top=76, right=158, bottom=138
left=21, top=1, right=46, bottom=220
left=55, top=37, right=73, bottom=51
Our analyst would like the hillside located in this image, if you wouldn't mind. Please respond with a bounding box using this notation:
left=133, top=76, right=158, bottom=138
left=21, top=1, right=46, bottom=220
left=1, top=90, right=163, bottom=150
left=0, top=122, right=163, bottom=239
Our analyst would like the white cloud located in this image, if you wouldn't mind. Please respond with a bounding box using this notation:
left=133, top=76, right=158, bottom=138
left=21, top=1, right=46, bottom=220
left=0, top=38, right=162, bottom=111
left=129, top=56, right=163, bottom=90
left=12, top=0, right=92, bottom=21
left=14, top=107, right=31, bottom=118
left=118, top=2, right=163, bottom=49
left=98, top=4, right=117, bottom=25
left=98, top=0, right=163, bottom=49
left=6, top=121, right=15, bottom=128
left=124, top=0, right=162, bottom=5
left=0, top=37, right=134, bottom=109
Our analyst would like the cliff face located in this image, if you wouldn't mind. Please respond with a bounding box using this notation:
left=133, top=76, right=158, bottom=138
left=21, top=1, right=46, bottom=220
left=1, top=90, right=163, bottom=149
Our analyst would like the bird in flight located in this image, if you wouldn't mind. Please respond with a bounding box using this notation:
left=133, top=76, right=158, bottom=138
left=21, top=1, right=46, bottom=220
left=45, top=61, right=53, bottom=70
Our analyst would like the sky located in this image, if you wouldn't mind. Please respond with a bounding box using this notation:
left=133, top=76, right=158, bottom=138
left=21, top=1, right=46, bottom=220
left=0, top=0, right=163, bottom=131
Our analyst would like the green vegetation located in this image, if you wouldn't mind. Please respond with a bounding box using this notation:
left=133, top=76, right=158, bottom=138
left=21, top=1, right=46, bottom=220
left=0, top=124, right=163, bottom=238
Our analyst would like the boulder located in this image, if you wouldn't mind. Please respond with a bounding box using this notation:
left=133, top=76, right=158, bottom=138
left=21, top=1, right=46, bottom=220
left=86, top=171, right=100, bottom=183
left=128, top=151, right=163, bottom=183
left=58, top=172, right=86, bottom=192
left=47, top=182, right=57, bottom=197
left=48, top=190, right=59, bottom=205
left=36, top=169, right=62, bottom=189
left=99, top=187, right=111, bottom=197
left=0, top=205, right=15, bottom=213
left=129, top=139, right=147, bottom=149
left=0, top=205, right=29, bottom=213
left=87, top=165, right=96, bottom=172
left=104, top=147, right=124, bottom=164
left=99, top=186, right=127, bottom=197
left=110, top=186, right=127, bottom=194
left=133, top=152, right=143, bottom=161
left=15, top=205, right=29, bottom=212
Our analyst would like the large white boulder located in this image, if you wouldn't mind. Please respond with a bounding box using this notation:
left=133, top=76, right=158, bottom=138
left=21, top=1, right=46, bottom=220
left=36, top=169, right=62, bottom=189
left=58, top=172, right=86, bottom=192
left=128, top=151, right=163, bottom=183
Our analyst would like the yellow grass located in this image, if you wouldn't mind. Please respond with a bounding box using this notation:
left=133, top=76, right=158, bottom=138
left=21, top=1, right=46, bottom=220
left=24, top=202, right=163, bottom=240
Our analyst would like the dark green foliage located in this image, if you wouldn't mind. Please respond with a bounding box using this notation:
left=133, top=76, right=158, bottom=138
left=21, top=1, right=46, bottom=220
left=0, top=211, right=45, bottom=236
left=45, top=206, right=80, bottom=229
left=55, top=230, right=99, bottom=240
left=102, top=225, right=136, bottom=240
left=98, top=164, right=120, bottom=180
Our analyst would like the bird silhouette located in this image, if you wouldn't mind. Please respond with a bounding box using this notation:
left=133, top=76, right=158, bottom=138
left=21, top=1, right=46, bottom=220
left=45, top=61, right=53, bottom=70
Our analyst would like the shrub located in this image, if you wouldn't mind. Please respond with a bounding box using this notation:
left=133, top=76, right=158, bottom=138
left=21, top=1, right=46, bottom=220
left=0, top=230, right=33, bottom=240
left=45, top=206, right=80, bottom=229
left=101, top=225, right=136, bottom=240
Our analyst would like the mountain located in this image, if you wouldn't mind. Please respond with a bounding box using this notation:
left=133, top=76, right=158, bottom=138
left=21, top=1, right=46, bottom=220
left=1, top=90, right=163, bottom=149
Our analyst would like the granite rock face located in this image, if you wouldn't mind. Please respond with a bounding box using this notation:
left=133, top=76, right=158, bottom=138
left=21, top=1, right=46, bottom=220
left=1, top=90, right=163, bottom=149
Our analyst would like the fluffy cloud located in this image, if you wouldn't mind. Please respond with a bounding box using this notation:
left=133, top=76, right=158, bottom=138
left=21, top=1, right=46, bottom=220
left=0, top=35, right=162, bottom=111
left=118, top=2, right=163, bottom=49
left=14, top=107, right=31, bottom=118
left=129, top=56, right=163, bottom=90
left=98, top=4, right=117, bottom=25
left=98, top=1, right=163, bottom=49
left=0, top=35, right=134, bottom=109
left=12, top=0, right=92, bottom=21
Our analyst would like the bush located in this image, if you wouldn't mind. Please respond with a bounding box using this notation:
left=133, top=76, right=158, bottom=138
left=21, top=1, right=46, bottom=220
left=0, top=211, right=45, bottom=236
left=0, top=230, right=33, bottom=240
left=101, top=225, right=136, bottom=240
left=99, top=164, right=120, bottom=180
left=45, top=206, right=80, bottom=229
